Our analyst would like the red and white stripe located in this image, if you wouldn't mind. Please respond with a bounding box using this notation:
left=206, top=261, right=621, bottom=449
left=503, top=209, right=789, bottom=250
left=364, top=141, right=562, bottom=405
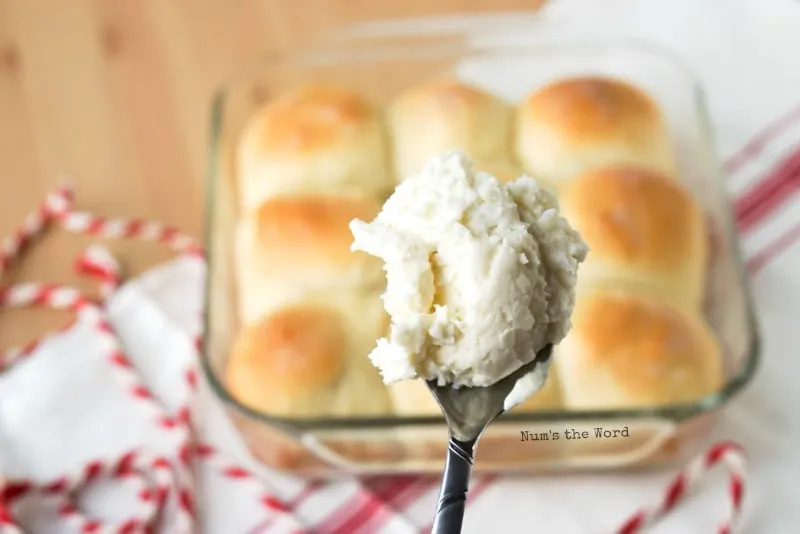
left=0, top=185, right=301, bottom=534
left=1, top=451, right=178, bottom=534
left=301, top=102, right=800, bottom=533
left=0, top=280, right=195, bottom=532
left=0, top=185, right=70, bottom=276
left=3, top=98, right=800, bottom=532
left=729, top=102, right=800, bottom=268
left=616, top=442, right=746, bottom=534
left=76, top=246, right=123, bottom=299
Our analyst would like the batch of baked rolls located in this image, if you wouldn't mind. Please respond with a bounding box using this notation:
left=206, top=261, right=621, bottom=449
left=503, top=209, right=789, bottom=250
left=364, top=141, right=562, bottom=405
left=225, top=76, right=724, bottom=421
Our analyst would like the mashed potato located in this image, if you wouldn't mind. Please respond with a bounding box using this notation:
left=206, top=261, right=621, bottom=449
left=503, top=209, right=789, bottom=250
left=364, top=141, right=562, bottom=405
left=350, top=152, right=587, bottom=400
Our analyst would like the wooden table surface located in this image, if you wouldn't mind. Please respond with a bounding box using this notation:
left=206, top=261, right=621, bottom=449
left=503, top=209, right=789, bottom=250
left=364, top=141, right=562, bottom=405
left=0, top=0, right=541, bottom=346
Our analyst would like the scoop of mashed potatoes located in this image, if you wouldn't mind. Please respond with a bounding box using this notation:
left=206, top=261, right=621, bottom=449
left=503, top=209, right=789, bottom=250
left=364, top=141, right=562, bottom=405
left=350, top=152, right=588, bottom=390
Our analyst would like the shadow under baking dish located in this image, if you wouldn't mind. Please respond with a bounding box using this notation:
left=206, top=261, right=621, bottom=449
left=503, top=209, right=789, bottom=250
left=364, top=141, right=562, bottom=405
left=201, top=31, right=760, bottom=477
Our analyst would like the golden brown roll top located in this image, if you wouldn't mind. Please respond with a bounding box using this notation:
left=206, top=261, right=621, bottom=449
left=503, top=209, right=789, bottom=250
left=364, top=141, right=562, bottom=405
left=235, top=194, right=385, bottom=325
left=228, top=77, right=719, bottom=425
left=227, top=304, right=391, bottom=418
left=227, top=306, right=345, bottom=417
left=236, top=85, right=393, bottom=210
left=388, top=80, right=515, bottom=180
left=556, top=290, right=722, bottom=410
left=559, top=165, right=707, bottom=311
left=515, top=77, right=676, bottom=187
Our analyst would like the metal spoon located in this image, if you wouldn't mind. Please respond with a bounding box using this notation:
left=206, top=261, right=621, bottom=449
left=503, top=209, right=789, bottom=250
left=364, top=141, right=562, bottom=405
left=427, top=343, right=554, bottom=534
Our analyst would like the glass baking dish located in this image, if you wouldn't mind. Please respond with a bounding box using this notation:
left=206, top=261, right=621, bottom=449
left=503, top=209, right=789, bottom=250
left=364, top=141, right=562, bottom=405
left=202, top=32, right=760, bottom=476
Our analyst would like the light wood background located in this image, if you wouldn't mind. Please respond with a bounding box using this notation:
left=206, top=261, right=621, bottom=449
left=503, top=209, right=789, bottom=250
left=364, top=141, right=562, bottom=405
left=0, top=0, right=542, bottom=346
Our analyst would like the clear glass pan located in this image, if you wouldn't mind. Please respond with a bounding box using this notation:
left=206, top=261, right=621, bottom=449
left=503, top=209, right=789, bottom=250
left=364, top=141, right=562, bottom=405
left=203, top=32, right=760, bottom=476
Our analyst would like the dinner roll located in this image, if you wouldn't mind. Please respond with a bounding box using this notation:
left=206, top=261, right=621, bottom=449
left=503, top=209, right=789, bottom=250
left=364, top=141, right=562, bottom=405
left=559, top=165, right=706, bottom=311
left=515, top=77, right=675, bottom=187
left=388, top=80, right=514, bottom=180
left=556, top=290, right=723, bottom=410
left=226, top=306, right=345, bottom=417
left=235, top=195, right=385, bottom=324
left=237, top=85, right=392, bottom=210
left=227, top=304, right=392, bottom=418
left=388, top=365, right=562, bottom=416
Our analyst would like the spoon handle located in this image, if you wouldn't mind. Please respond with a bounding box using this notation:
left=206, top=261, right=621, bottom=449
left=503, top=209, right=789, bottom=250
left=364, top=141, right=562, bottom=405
left=430, top=436, right=476, bottom=534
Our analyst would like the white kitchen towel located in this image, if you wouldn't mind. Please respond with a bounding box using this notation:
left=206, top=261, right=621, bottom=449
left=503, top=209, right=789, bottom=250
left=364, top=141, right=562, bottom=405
left=0, top=183, right=794, bottom=534
left=2, top=0, right=800, bottom=532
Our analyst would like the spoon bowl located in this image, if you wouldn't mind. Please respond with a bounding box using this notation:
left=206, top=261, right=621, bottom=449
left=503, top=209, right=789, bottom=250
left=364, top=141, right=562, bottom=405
left=427, top=343, right=554, bottom=534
